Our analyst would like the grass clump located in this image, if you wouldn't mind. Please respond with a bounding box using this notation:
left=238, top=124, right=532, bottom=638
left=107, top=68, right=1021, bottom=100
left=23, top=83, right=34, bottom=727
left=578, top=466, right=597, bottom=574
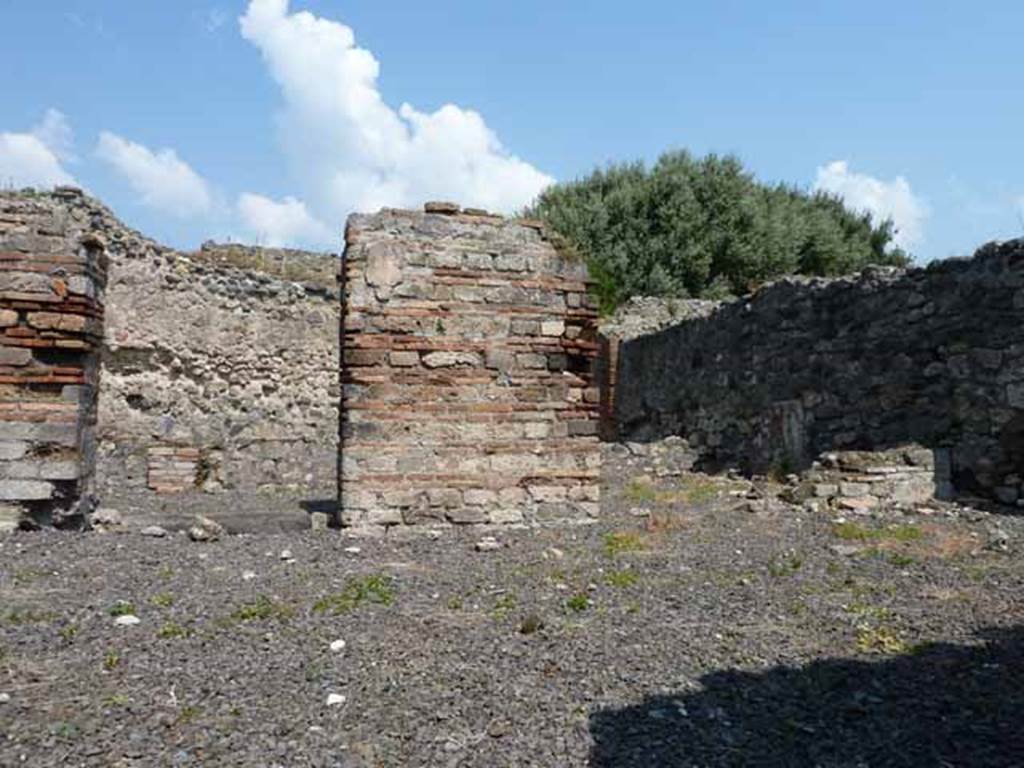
left=5, top=607, right=57, bottom=625
left=625, top=479, right=657, bottom=504
left=833, top=522, right=923, bottom=543
left=312, top=574, right=395, bottom=615
left=157, top=621, right=189, bottom=639
left=103, top=649, right=120, bottom=670
left=108, top=601, right=136, bottom=618
left=150, top=592, right=175, bottom=608
left=519, top=614, right=544, bottom=634
left=566, top=593, right=591, bottom=613
left=768, top=553, right=803, bottom=578
left=605, top=569, right=640, bottom=588
left=603, top=531, right=645, bottom=557
left=855, top=625, right=908, bottom=655
left=490, top=593, right=517, bottom=621
left=231, top=595, right=295, bottom=623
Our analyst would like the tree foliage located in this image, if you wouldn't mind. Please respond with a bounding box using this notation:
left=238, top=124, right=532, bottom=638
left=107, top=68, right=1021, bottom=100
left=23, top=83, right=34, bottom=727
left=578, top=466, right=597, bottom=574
left=526, top=151, right=910, bottom=312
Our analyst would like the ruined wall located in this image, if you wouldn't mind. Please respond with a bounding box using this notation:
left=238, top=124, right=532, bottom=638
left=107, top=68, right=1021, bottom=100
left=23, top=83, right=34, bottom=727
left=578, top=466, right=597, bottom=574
left=0, top=189, right=339, bottom=530
left=340, top=204, right=601, bottom=531
left=0, top=189, right=107, bottom=529
left=96, top=226, right=339, bottom=529
left=615, top=240, right=1024, bottom=503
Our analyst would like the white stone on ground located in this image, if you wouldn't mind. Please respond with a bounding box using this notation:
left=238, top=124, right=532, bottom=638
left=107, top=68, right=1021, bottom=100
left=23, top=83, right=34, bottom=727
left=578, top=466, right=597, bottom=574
left=475, top=537, right=502, bottom=552
left=325, top=693, right=346, bottom=707
left=329, top=639, right=346, bottom=653
left=140, top=526, right=168, bottom=538
left=114, top=615, right=140, bottom=627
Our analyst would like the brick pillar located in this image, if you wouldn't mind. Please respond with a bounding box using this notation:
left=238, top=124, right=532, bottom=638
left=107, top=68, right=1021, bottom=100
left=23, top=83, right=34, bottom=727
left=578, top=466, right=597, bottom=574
left=339, top=204, right=601, bottom=531
left=0, top=192, right=107, bottom=529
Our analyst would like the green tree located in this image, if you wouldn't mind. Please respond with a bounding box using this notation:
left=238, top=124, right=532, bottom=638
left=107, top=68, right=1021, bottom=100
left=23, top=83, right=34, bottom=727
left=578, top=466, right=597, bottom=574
left=526, top=150, right=909, bottom=312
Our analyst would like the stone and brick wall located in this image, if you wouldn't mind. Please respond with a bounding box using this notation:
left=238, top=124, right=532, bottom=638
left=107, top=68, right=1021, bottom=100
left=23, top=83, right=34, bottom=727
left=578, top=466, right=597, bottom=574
left=94, top=216, right=339, bottom=529
left=0, top=189, right=340, bottom=531
left=0, top=189, right=107, bottom=529
left=615, top=239, right=1024, bottom=504
left=340, top=204, right=601, bottom=531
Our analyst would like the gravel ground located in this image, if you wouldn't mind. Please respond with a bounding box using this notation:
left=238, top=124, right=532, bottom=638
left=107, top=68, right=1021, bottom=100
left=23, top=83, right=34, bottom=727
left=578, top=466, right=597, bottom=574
left=2, top=468, right=1024, bottom=767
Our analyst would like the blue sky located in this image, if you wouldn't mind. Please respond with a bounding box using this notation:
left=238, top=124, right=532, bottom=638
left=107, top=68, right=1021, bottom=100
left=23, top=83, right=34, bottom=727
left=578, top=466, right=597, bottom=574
left=1, top=0, right=1021, bottom=260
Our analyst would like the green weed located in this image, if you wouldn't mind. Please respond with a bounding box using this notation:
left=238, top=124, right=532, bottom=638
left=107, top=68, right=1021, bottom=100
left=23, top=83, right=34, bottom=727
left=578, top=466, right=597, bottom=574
left=603, top=531, right=645, bottom=557
left=566, top=593, right=590, bottom=613
left=150, top=592, right=175, bottom=608
left=605, top=569, right=640, bottom=588
left=108, top=601, right=136, bottom=618
left=312, top=574, right=395, bottom=615
left=231, top=595, right=295, bottom=623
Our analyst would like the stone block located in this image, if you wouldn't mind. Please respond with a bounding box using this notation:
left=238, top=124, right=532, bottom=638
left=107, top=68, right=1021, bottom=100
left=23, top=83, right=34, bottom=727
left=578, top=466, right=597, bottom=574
left=0, top=479, right=54, bottom=501
left=464, top=488, right=496, bottom=506
left=1, top=422, right=77, bottom=447
left=0, top=503, right=21, bottom=532
left=524, top=422, right=551, bottom=439
left=528, top=485, right=568, bottom=503
left=422, top=351, right=482, bottom=368
left=567, top=419, right=598, bottom=437
left=497, top=487, right=526, bottom=505
left=389, top=351, right=420, bottom=367
left=381, top=489, right=418, bottom=508
left=427, top=488, right=462, bottom=508
left=516, top=353, right=547, bottom=369
left=0, top=347, right=32, bottom=366
left=0, top=459, right=78, bottom=480
left=424, top=201, right=460, bottom=214
left=489, top=508, right=524, bottom=524
left=0, top=442, right=29, bottom=461
left=446, top=506, right=488, bottom=524
left=485, top=348, right=515, bottom=372
left=26, top=312, right=87, bottom=333
left=0, top=309, right=17, bottom=327
left=839, top=481, right=871, bottom=497
left=510, top=319, right=540, bottom=336
left=540, top=320, right=565, bottom=337
left=364, top=507, right=404, bottom=526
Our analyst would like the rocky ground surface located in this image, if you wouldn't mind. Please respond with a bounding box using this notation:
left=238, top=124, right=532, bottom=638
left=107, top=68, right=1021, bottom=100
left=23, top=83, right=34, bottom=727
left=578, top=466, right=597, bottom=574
left=2, top=456, right=1024, bottom=767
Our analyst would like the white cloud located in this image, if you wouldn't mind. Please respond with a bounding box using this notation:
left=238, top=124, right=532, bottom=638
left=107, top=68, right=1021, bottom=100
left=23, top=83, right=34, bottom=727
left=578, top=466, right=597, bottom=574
left=813, top=160, right=928, bottom=250
left=238, top=0, right=553, bottom=226
left=237, top=192, right=332, bottom=247
left=96, top=131, right=213, bottom=217
left=0, top=109, right=76, bottom=189
left=32, top=109, right=75, bottom=162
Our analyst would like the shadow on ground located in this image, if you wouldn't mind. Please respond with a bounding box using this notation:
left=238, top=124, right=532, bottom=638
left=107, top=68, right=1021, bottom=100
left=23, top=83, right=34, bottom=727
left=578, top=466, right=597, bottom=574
left=589, top=625, right=1024, bottom=767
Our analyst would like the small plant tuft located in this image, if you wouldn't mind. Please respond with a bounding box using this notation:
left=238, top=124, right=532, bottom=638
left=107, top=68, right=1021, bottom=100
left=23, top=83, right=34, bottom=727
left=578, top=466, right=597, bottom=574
left=150, top=593, right=175, bottom=608
left=312, top=574, right=395, bottom=615
left=605, top=569, right=640, bottom=588
left=108, top=601, right=136, bottom=618
left=566, top=593, right=590, bottom=613
left=519, top=613, right=544, bottom=634
left=231, top=595, right=295, bottom=623
left=603, top=531, right=645, bottom=557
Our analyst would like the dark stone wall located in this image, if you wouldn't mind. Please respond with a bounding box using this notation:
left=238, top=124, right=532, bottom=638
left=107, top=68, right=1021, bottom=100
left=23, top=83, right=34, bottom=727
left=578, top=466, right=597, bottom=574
left=616, top=239, right=1024, bottom=504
